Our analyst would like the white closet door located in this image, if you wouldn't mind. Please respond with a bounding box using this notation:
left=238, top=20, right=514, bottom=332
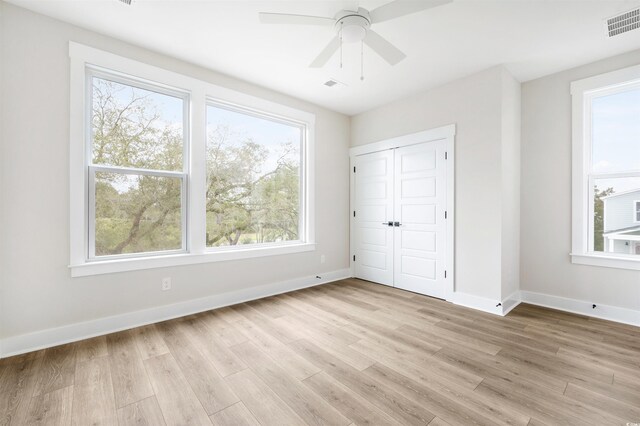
left=393, top=140, right=447, bottom=299
left=353, top=150, right=394, bottom=286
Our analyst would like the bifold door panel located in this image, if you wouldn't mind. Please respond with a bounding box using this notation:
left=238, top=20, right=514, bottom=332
left=353, top=150, right=394, bottom=286
left=353, top=140, right=447, bottom=298
left=393, top=142, right=446, bottom=299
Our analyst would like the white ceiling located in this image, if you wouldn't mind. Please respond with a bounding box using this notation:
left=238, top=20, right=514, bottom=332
left=7, top=0, right=640, bottom=115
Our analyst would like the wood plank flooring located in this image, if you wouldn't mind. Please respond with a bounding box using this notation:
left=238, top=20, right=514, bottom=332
left=1, top=278, right=639, bottom=425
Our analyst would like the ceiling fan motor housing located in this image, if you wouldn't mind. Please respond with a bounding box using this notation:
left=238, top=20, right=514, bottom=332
left=335, top=10, right=371, bottom=43
left=260, top=1, right=452, bottom=68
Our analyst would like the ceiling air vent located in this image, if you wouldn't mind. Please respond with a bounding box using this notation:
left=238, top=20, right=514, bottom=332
left=323, top=78, right=347, bottom=88
left=606, top=8, right=640, bottom=38
left=118, top=0, right=132, bottom=5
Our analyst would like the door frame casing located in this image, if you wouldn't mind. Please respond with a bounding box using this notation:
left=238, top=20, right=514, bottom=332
left=349, top=124, right=456, bottom=301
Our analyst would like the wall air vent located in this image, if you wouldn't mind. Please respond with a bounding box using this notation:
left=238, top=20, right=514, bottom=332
left=606, top=8, right=640, bottom=37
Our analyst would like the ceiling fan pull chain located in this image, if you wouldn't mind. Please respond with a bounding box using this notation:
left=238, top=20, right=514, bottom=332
left=339, top=22, right=343, bottom=69
left=360, top=40, right=364, bottom=81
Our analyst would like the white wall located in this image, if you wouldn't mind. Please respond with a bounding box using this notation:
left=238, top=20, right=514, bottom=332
left=0, top=1, right=6, bottom=351
left=351, top=66, right=521, bottom=304
left=0, top=3, right=350, bottom=351
left=500, top=68, right=521, bottom=299
left=521, top=49, right=640, bottom=311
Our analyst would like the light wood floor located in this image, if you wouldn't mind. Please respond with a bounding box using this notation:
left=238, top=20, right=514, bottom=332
left=1, top=278, right=639, bottom=426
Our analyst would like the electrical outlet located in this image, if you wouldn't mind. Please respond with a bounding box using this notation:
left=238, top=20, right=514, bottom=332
left=320, top=254, right=326, bottom=264
left=161, top=277, right=172, bottom=291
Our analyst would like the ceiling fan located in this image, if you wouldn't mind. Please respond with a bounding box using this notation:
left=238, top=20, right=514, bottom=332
left=259, top=0, right=452, bottom=69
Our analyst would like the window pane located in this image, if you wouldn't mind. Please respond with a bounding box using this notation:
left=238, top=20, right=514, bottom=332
left=205, top=104, right=302, bottom=247
left=91, top=77, right=184, bottom=171
left=592, top=177, right=640, bottom=255
left=591, top=87, right=640, bottom=173
left=94, top=172, right=183, bottom=256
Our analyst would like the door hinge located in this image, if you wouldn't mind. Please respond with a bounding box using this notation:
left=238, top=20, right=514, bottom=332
left=353, top=166, right=356, bottom=173
left=445, top=211, right=447, bottom=219
left=445, top=151, right=448, bottom=160
left=444, top=270, right=447, bottom=278
left=353, top=210, right=356, bottom=218
left=353, top=255, right=356, bottom=261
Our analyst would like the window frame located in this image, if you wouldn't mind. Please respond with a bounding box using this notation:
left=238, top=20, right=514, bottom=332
left=570, top=63, right=640, bottom=270
left=635, top=200, right=640, bottom=223
left=87, top=68, right=190, bottom=260
left=69, top=42, right=315, bottom=277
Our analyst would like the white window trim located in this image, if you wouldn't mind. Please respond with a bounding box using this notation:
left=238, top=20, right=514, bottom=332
left=69, top=42, right=315, bottom=277
left=570, top=63, right=640, bottom=270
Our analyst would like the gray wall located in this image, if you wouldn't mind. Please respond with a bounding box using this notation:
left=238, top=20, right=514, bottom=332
left=521, top=48, right=640, bottom=311
left=0, top=3, right=350, bottom=340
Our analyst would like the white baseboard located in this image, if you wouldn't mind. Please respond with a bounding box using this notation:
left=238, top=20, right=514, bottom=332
left=451, top=289, right=639, bottom=325
left=500, top=290, right=522, bottom=315
left=449, top=291, right=504, bottom=316
left=520, top=290, right=640, bottom=327
left=449, top=290, right=522, bottom=317
left=0, top=268, right=351, bottom=359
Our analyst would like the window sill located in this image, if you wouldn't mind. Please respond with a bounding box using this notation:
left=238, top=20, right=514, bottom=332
left=70, top=243, right=316, bottom=277
left=570, top=253, right=640, bottom=271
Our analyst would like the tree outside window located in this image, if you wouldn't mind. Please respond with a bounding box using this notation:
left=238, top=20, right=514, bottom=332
left=205, top=104, right=302, bottom=248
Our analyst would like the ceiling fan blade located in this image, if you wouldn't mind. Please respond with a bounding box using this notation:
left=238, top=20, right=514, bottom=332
left=259, top=12, right=335, bottom=26
left=369, top=0, right=452, bottom=23
left=364, top=30, right=406, bottom=65
left=309, top=36, right=341, bottom=68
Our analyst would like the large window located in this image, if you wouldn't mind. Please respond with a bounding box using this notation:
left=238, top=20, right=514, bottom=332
left=205, top=103, right=303, bottom=248
left=571, top=65, right=640, bottom=269
left=89, top=73, right=188, bottom=258
left=69, top=43, right=315, bottom=276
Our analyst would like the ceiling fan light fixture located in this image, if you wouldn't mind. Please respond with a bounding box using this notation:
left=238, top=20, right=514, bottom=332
left=341, top=24, right=367, bottom=43
left=336, top=15, right=370, bottom=43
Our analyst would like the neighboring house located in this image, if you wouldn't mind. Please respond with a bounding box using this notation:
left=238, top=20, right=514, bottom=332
left=602, top=189, right=640, bottom=255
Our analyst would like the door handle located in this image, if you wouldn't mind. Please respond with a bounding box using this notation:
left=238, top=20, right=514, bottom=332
left=394, top=222, right=401, bottom=227
left=382, top=221, right=393, bottom=226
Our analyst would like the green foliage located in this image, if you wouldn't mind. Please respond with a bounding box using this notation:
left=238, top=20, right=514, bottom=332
left=92, top=78, right=300, bottom=256
left=205, top=124, right=300, bottom=247
left=593, top=185, right=615, bottom=252
left=92, top=79, right=183, bottom=171
left=92, top=79, right=184, bottom=256
left=94, top=174, right=182, bottom=256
